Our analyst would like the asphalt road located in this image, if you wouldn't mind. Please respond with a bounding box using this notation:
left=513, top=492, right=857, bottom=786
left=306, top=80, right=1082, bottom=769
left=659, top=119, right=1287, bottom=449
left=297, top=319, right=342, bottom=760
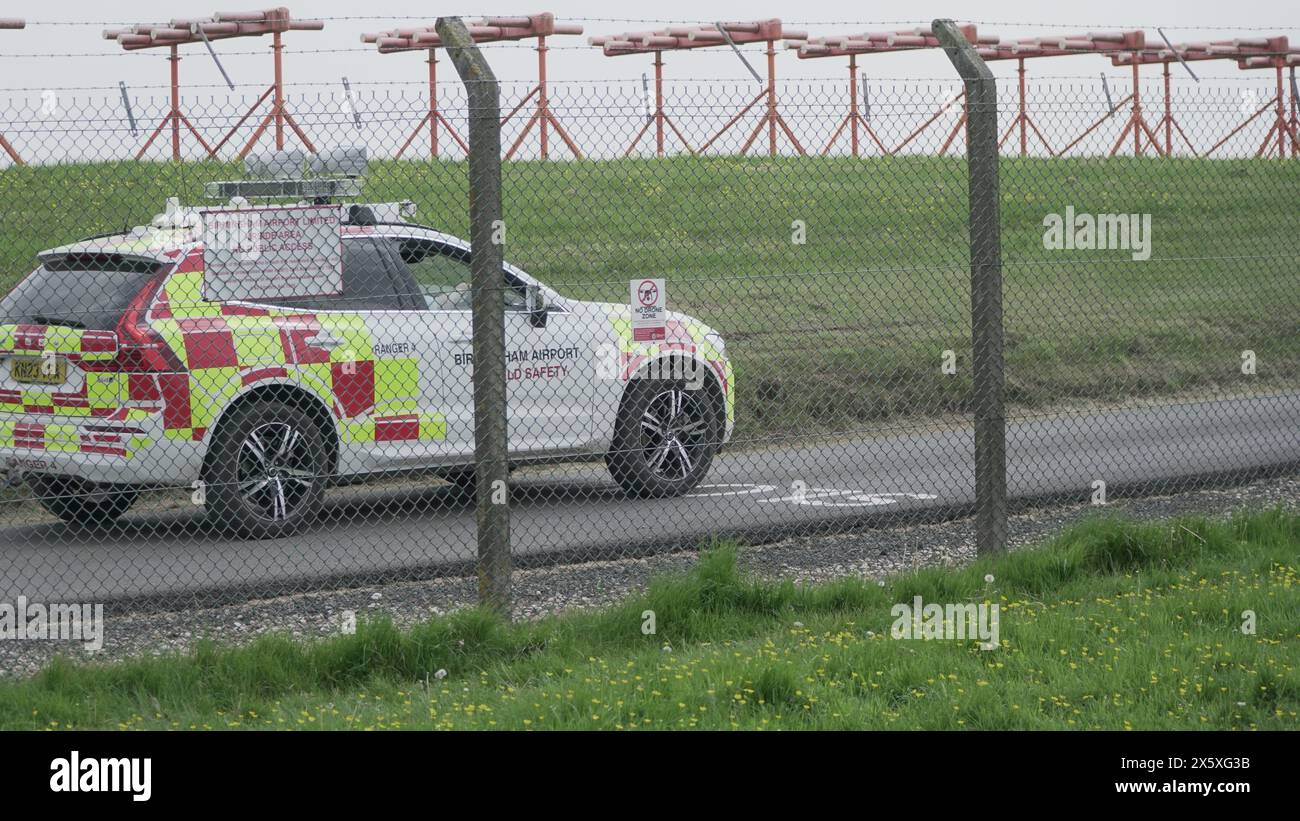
left=2, top=392, right=1298, bottom=608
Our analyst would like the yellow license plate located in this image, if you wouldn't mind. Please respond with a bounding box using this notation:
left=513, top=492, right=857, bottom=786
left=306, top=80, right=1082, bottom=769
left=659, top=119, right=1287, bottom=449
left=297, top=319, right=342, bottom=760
left=10, top=356, right=67, bottom=385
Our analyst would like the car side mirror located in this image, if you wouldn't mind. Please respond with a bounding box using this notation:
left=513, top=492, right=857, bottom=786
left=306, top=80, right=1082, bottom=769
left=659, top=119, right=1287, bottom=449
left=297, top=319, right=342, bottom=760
left=526, top=284, right=547, bottom=329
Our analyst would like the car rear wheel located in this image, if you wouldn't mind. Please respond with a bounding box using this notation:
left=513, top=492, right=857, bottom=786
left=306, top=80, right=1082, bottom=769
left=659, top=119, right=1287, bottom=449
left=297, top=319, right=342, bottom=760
left=203, top=401, right=330, bottom=539
left=29, top=475, right=138, bottom=526
left=607, top=375, right=722, bottom=498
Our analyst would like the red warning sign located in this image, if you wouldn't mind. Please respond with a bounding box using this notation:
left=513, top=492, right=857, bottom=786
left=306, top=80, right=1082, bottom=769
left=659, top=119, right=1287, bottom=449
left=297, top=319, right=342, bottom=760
left=631, top=278, right=666, bottom=341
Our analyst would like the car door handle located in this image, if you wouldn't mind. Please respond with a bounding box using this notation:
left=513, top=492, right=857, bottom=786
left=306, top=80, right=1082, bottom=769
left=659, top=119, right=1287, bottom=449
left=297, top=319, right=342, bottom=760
left=306, top=331, right=347, bottom=350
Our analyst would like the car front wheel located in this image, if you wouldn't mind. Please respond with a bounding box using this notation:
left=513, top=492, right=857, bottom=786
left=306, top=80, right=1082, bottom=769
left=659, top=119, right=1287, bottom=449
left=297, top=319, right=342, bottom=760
left=203, top=400, right=330, bottom=538
left=607, top=376, right=721, bottom=498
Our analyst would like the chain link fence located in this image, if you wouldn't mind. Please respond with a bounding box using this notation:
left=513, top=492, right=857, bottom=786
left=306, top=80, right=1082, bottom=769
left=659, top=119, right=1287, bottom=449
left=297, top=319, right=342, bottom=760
left=1, top=18, right=1297, bottom=612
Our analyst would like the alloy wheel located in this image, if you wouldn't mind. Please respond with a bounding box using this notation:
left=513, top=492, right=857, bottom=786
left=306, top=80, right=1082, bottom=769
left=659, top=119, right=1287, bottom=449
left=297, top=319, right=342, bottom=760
left=235, top=422, right=317, bottom=522
left=638, top=388, right=710, bottom=481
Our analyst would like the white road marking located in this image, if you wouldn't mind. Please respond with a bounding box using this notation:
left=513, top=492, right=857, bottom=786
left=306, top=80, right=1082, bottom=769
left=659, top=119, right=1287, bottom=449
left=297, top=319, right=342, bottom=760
left=687, top=483, right=778, bottom=498
left=759, top=488, right=940, bottom=508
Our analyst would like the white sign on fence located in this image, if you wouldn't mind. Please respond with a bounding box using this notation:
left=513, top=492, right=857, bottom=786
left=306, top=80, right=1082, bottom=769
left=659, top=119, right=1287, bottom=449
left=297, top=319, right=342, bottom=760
left=630, top=277, right=666, bottom=342
left=201, top=204, right=342, bottom=302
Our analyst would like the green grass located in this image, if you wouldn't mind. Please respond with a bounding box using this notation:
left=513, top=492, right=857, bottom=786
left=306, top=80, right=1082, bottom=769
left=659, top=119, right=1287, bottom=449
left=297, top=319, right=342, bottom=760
left=2, top=509, right=1297, bottom=730
left=2, top=155, right=1297, bottom=441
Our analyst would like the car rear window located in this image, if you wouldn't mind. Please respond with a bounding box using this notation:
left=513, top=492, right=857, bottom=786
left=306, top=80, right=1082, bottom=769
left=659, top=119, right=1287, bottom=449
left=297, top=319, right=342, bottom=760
left=0, top=254, right=162, bottom=331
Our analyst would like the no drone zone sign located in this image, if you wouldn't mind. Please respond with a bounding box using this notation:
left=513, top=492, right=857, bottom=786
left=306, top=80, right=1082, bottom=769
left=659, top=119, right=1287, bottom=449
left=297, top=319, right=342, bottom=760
left=630, top=278, right=665, bottom=341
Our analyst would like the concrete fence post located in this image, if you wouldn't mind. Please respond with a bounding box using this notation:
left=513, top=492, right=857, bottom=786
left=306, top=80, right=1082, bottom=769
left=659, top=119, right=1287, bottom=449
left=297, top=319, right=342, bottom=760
left=933, top=18, right=1008, bottom=555
left=436, top=16, right=512, bottom=608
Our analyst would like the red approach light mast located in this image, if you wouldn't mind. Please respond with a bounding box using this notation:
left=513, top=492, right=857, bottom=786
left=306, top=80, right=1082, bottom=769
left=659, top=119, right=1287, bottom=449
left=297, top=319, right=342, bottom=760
left=790, top=25, right=982, bottom=157
left=370, top=13, right=585, bottom=161
left=0, top=18, right=26, bottom=165
left=151, top=7, right=327, bottom=160
left=600, top=20, right=809, bottom=157
left=1232, top=38, right=1300, bottom=158
left=361, top=24, right=470, bottom=159
left=987, top=31, right=1153, bottom=157
left=102, top=15, right=235, bottom=161
left=1110, top=36, right=1297, bottom=158
left=971, top=30, right=1144, bottom=157
left=793, top=25, right=980, bottom=156
left=590, top=28, right=703, bottom=157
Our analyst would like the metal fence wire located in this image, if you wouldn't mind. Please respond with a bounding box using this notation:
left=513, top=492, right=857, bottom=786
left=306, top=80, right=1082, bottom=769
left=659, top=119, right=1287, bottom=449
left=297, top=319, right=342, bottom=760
left=0, top=19, right=1297, bottom=612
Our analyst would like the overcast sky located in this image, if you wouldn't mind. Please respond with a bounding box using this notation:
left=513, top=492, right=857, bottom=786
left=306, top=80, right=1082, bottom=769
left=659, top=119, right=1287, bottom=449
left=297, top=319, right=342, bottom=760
left=4, top=0, right=1297, bottom=90
left=2, top=1, right=1294, bottom=163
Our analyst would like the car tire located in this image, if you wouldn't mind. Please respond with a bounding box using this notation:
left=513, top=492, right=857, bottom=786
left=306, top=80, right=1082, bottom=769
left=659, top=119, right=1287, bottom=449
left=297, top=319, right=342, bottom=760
left=29, top=475, right=138, bottom=526
left=607, top=373, right=722, bottom=499
left=203, top=400, right=330, bottom=539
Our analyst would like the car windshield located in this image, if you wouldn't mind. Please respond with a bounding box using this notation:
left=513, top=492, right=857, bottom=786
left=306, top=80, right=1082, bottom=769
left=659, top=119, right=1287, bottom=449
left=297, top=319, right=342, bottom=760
left=0, top=253, right=161, bottom=331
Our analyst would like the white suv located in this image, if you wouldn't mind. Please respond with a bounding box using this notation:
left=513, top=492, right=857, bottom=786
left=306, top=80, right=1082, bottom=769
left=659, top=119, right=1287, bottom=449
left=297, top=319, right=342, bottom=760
left=0, top=215, right=734, bottom=537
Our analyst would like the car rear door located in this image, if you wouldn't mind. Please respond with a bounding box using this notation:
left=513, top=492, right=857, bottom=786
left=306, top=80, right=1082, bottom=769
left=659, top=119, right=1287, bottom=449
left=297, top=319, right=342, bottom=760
left=258, top=236, right=460, bottom=472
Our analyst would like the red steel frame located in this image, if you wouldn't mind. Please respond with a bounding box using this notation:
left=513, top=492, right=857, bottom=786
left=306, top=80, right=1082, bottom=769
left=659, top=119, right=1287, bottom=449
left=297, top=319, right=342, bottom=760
left=1270, top=58, right=1300, bottom=157
left=366, top=15, right=584, bottom=160
left=103, top=23, right=223, bottom=160
left=1292, top=61, right=1299, bottom=157
left=1111, top=36, right=1295, bottom=158
left=590, top=31, right=698, bottom=157
left=362, top=30, right=468, bottom=159
left=1233, top=46, right=1300, bottom=158
left=607, top=21, right=808, bottom=157
left=1001, top=58, right=1050, bottom=155
left=1151, top=60, right=1193, bottom=155
left=792, top=26, right=980, bottom=156
left=505, top=15, right=586, bottom=160
left=974, top=31, right=1152, bottom=157
left=789, top=35, right=901, bottom=156
left=703, top=21, right=809, bottom=156
left=0, top=18, right=25, bottom=165
left=370, top=14, right=585, bottom=161
left=152, top=8, right=326, bottom=160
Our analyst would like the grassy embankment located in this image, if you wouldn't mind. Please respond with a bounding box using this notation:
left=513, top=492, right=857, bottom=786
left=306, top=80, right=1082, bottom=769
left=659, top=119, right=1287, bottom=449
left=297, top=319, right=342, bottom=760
left=0, top=509, right=1296, bottom=729
left=2, top=156, right=1297, bottom=442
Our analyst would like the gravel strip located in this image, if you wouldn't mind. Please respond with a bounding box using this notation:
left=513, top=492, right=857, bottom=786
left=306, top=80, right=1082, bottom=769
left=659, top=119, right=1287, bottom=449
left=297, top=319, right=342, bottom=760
left=1, top=473, right=1296, bottom=680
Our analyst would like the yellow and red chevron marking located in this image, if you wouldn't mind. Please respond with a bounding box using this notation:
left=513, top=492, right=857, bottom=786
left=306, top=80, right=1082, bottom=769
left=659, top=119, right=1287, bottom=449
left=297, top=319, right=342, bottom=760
left=0, top=372, right=125, bottom=417
left=0, top=324, right=118, bottom=361
left=342, top=412, right=447, bottom=444
left=0, top=419, right=149, bottom=459
left=0, top=323, right=127, bottom=419
left=606, top=308, right=735, bottom=428
left=142, top=255, right=443, bottom=444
